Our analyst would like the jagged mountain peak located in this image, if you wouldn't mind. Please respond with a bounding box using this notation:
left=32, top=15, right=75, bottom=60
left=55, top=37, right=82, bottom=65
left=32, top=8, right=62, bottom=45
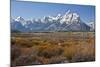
left=60, top=10, right=80, bottom=24
left=11, top=10, right=93, bottom=32
left=65, top=9, right=71, bottom=15
left=87, top=21, right=95, bottom=31
left=14, top=16, right=27, bottom=26
left=15, top=16, right=24, bottom=21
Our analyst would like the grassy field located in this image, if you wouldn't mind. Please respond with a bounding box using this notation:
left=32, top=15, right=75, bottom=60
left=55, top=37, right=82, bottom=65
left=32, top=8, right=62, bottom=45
left=11, top=32, right=95, bottom=66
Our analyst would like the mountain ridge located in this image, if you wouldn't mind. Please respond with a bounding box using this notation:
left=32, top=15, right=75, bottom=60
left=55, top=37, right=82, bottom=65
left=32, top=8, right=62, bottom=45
left=11, top=10, right=94, bottom=32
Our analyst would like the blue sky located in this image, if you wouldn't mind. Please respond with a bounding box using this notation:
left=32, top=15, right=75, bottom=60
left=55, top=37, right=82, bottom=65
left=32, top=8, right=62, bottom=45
left=11, top=1, right=95, bottom=23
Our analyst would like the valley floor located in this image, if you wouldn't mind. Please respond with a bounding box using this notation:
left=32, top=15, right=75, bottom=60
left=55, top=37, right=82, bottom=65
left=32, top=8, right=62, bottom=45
left=11, top=32, right=95, bottom=66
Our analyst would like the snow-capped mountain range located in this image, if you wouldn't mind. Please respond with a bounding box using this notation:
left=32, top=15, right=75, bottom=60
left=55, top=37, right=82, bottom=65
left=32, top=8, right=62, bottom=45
left=11, top=10, right=95, bottom=32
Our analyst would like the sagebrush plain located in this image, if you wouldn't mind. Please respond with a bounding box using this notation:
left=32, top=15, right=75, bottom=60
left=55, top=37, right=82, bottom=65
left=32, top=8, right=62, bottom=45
left=11, top=32, right=95, bottom=66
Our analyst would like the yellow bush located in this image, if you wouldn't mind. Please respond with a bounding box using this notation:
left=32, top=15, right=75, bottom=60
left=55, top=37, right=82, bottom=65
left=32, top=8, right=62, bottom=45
left=63, top=45, right=77, bottom=61
left=37, top=45, right=63, bottom=58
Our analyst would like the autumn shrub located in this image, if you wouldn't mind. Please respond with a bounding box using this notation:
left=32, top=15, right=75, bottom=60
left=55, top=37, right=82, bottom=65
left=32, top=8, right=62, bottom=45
left=72, top=44, right=95, bottom=62
left=15, top=55, right=40, bottom=66
left=63, top=45, right=77, bottom=62
left=48, top=56, right=67, bottom=64
left=31, top=40, right=51, bottom=46
left=12, top=46, right=42, bottom=66
left=11, top=45, right=21, bottom=62
left=62, top=42, right=73, bottom=47
left=37, top=45, right=63, bottom=58
left=31, top=40, right=43, bottom=45
left=33, top=56, right=67, bottom=64
left=15, top=38, right=34, bottom=47
left=35, top=57, right=49, bottom=64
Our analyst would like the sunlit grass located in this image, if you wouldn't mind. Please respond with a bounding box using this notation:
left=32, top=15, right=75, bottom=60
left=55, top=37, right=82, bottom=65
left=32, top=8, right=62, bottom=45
left=11, top=32, right=95, bottom=66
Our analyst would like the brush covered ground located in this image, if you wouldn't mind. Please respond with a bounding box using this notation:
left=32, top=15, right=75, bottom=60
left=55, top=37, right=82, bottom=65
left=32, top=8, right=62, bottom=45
left=11, top=32, right=95, bottom=66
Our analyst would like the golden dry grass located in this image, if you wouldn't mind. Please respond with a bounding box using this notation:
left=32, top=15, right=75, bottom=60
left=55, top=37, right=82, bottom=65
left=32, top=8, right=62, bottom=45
left=11, top=32, right=95, bottom=66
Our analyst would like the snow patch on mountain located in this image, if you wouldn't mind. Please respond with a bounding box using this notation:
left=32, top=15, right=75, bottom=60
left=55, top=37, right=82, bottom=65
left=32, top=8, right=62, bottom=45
left=11, top=10, right=94, bottom=32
